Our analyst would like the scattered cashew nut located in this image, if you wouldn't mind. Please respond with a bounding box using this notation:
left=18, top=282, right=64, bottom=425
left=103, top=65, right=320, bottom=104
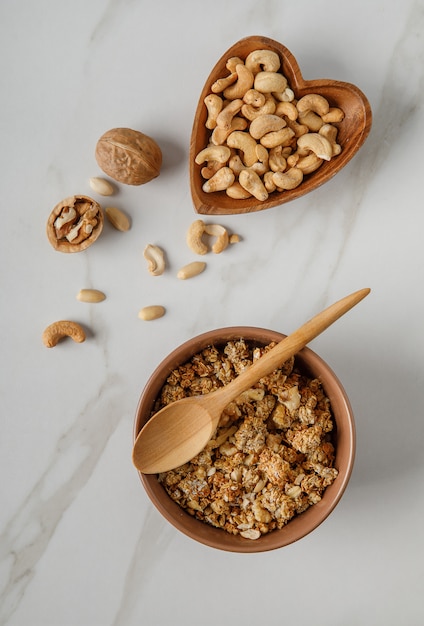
left=42, top=321, right=86, bottom=348
left=186, top=220, right=208, bottom=254
left=203, top=223, right=229, bottom=253
left=144, top=244, right=166, bottom=276
left=186, top=219, right=238, bottom=254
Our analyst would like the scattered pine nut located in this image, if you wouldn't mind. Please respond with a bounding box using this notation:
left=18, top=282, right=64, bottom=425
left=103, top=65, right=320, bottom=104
left=76, top=289, right=106, bottom=303
left=89, top=176, right=114, bottom=196
left=138, top=305, right=166, bottom=321
left=105, top=206, right=131, bottom=231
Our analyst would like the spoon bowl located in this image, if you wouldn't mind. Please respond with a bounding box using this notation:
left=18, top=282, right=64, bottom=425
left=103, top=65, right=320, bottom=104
left=190, top=35, right=372, bottom=215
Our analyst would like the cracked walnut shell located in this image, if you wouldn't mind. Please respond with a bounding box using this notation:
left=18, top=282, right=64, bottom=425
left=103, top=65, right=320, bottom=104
left=46, top=195, right=104, bottom=253
left=95, top=128, right=162, bottom=185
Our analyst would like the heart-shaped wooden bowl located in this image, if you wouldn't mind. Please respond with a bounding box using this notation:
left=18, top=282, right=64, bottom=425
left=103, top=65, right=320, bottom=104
left=189, top=35, right=372, bottom=215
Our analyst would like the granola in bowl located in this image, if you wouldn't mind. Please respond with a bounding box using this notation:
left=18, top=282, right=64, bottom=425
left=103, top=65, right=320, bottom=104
left=134, top=326, right=355, bottom=553
left=155, top=339, right=338, bottom=539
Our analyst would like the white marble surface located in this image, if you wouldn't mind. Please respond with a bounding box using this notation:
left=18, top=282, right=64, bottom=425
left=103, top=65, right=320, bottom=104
left=1, top=0, right=423, bottom=624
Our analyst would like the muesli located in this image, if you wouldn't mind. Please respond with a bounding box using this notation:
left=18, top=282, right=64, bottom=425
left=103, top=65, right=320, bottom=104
left=157, top=339, right=338, bottom=539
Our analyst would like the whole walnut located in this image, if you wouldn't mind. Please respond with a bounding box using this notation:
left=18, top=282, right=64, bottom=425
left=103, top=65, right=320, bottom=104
left=95, top=128, right=162, bottom=185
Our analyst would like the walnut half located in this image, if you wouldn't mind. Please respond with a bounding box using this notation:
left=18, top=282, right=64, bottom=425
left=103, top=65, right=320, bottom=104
left=46, top=195, right=103, bottom=253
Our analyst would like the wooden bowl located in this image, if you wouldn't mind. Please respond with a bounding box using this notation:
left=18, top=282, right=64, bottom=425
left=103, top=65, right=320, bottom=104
left=134, top=326, right=356, bottom=553
left=189, top=36, right=372, bottom=215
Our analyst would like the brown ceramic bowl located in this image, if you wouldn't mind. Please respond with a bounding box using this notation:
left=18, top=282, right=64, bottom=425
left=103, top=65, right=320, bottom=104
left=190, top=35, right=372, bottom=215
left=133, top=326, right=355, bottom=553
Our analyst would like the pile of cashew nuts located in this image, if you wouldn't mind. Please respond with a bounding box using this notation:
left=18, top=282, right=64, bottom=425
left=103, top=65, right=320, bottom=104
left=195, top=49, right=344, bottom=201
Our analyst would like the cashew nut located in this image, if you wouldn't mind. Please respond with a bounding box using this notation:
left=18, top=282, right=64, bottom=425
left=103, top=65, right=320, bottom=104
left=273, top=87, right=295, bottom=102
left=285, top=118, right=310, bottom=137
left=204, top=94, right=223, bottom=129
left=239, top=169, right=268, bottom=201
left=226, top=131, right=258, bottom=167
left=296, top=94, right=330, bottom=117
left=264, top=171, right=277, bottom=193
left=223, top=64, right=254, bottom=100
left=254, top=71, right=287, bottom=94
left=260, top=127, right=295, bottom=149
left=186, top=220, right=232, bottom=254
left=195, top=145, right=231, bottom=166
left=226, top=182, right=252, bottom=199
left=211, top=116, right=247, bottom=146
left=298, top=111, right=324, bottom=132
left=294, top=153, right=324, bottom=174
left=42, top=321, right=86, bottom=348
left=275, top=101, right=298, bottom=121
left=226, top=56, right=244, bottom=73
left=143, top=244, right=166, bottom=276
left=297, top=133, right=333, bottom=161
left=321, top=107, right=345, bottom=123
left=249, top=114, right=286, bottom=140
left=203, top=223, right=230, bottom=253
left=245, top=49, right=281, bottom=74
left=268, top=145, right=287, bottom=172
left=319, top=123, right=342, bottom=156
left=177, top=261, right=206, bottom=280
left=272, top=168, right=303, bottom=190
left=186, top=219, right=208, bottom=255
left=243, top=89, right=266, bottom=107
left=228, top=154, right=246, bottom=176
left=241, top=93, right=276, bottom=120
left=211, top=72, right=237, bottom=93
left=202, top=166, right=235, bottom=192
left=216, top=99, right=243, bottom=130
left=201, top=160, right=225, bottom=180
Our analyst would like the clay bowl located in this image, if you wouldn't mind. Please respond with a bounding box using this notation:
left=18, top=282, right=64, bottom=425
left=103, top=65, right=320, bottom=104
left=133, top=326, right=356, bottom=553
left=189, top=35, right=372, bottom=215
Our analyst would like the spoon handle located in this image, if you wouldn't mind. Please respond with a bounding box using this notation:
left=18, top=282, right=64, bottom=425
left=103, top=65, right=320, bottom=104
left=215, top=288, right=370, bottom=406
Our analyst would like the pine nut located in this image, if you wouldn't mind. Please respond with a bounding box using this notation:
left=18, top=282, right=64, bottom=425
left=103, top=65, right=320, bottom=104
left=138, top=305, right=166, bottom=321
left=89, top=176, right=114, bottom=196
left=177, top=261, right=206, bottom=280
left=105, top=206, right=131, bottom=231
left=76, top=289, right=106, bottom=303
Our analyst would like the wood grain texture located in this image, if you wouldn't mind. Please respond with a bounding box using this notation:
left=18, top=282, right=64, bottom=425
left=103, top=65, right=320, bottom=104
left=190, top=35, right=372, bottom=215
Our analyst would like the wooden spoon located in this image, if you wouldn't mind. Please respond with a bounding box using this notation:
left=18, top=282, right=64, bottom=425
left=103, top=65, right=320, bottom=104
left=132, top=288, right=370, bottom=474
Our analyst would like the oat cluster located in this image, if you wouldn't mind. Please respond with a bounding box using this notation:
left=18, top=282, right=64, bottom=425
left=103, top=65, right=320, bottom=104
left=157, top=339, right=338, bottom=539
